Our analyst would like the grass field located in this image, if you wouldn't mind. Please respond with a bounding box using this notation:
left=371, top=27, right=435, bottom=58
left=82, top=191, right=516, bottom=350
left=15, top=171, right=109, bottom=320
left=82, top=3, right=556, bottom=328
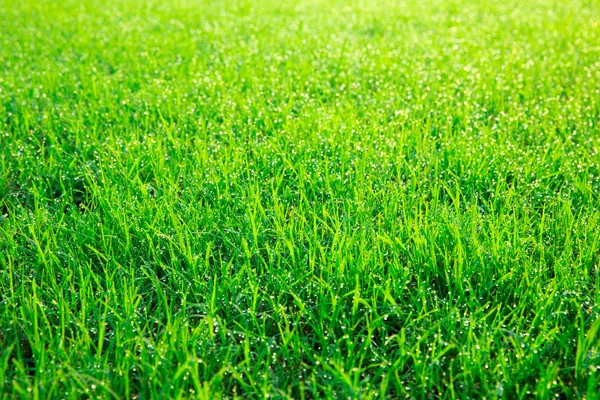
left=1, top=0, right=600, bottom=398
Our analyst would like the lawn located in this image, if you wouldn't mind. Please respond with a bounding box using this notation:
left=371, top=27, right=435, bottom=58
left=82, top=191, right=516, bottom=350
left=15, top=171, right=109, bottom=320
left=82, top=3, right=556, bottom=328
left=1, top=0, right=599, bottom=398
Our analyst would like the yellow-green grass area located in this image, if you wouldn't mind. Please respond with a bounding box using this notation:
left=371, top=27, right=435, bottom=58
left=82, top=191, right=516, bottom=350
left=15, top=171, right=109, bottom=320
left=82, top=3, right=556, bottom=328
left=1, top=0, right=599, bottom=398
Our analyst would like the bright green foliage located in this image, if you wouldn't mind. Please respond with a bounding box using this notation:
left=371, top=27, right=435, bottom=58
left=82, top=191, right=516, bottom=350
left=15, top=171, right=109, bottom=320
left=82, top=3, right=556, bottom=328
left=1, top=0, right=599, bottom=398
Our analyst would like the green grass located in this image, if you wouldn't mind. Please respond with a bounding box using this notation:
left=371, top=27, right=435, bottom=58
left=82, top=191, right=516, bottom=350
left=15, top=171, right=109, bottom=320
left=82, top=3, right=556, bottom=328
left=1, top=0, right=599, bottom=398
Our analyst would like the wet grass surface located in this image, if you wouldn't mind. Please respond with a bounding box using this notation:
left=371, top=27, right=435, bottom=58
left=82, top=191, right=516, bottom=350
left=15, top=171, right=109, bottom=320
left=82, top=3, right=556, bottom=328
left=1, top=0, right=599, bottom=398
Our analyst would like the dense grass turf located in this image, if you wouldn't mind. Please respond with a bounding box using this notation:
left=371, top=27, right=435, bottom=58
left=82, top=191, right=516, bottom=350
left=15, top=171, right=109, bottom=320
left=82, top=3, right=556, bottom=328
left=1, top=0, right=600, bottom=398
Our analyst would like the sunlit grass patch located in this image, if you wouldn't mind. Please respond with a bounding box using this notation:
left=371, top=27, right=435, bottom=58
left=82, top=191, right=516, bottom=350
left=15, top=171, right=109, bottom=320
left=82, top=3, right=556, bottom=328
left=1, top=0, right=599, bottom=398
